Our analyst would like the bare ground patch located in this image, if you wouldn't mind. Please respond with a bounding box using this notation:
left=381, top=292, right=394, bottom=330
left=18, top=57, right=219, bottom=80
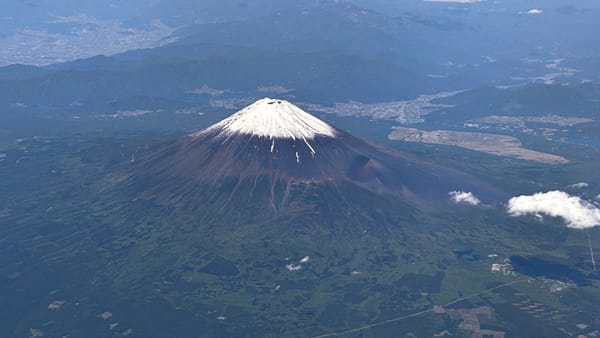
left=388, top=127, right=568, bottom=164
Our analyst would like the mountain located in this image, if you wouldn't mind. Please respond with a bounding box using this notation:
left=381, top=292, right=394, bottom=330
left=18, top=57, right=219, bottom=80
left=0, top=64, right=50, bottom=81
left=124, top=98, right=502, bottom=213
left=0, top=44, right=424, bottom=117
left=428, top=84, right=600, bottom=123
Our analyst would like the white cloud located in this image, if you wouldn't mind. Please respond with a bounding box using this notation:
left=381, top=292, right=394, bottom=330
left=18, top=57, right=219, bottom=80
left=527, top=9, right=543, bottom=14
left=285, top=264, right=302, bottom=271
left=569, top=182, right=589, bottom=189
left=449, top=191, right=481, bottom=206
left=507, top=191, right=600, bottom=229
left=285, top=256, right=311, bottom=271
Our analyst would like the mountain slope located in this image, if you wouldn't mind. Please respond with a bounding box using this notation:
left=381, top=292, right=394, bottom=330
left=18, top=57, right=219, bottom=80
left=124, top=98, right=503, bottom=213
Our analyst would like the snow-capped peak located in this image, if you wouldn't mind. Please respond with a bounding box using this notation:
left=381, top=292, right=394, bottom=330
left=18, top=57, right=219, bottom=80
left=197, top=98, right=336, bottom=140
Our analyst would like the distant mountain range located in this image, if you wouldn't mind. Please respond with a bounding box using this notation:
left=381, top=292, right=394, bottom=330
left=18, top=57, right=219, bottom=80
left=1, top=0, right=599, bottom=142
left=3, top=0, right=600, bottom=70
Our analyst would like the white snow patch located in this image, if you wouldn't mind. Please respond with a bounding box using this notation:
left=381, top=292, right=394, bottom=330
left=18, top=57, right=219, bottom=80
left=295, top=151, right=300, bottom=163
left=527, top=8, right=543, bottom=14
left=300, top=256, right=310, bottom=263
left=507, top=190, right=600, bottom=229
left=303, top=138, right=317, bottom=156
left=197, top=98, right=336, bottom=140
left=449, top=191, right=481, bottom=206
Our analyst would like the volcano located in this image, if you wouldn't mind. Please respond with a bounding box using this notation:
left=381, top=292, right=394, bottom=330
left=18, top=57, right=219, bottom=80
left=102, top=98, right=511, bottom=334
left=126, top=98, right=501, bottom=211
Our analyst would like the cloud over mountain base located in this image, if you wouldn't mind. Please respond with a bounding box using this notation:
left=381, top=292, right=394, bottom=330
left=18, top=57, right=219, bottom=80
left=507, top=190, right=600, bottom=229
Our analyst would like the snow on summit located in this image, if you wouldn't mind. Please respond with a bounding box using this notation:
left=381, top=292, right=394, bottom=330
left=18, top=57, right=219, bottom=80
left=199, top=98, right=336, bottom=140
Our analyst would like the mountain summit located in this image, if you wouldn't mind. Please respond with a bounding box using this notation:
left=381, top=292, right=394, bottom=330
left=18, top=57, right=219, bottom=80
left=126, top=98, right=501, bottom=210
left=191, top=98, right=335, bottom=158
left=195, top=98, right=336, bottom=142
